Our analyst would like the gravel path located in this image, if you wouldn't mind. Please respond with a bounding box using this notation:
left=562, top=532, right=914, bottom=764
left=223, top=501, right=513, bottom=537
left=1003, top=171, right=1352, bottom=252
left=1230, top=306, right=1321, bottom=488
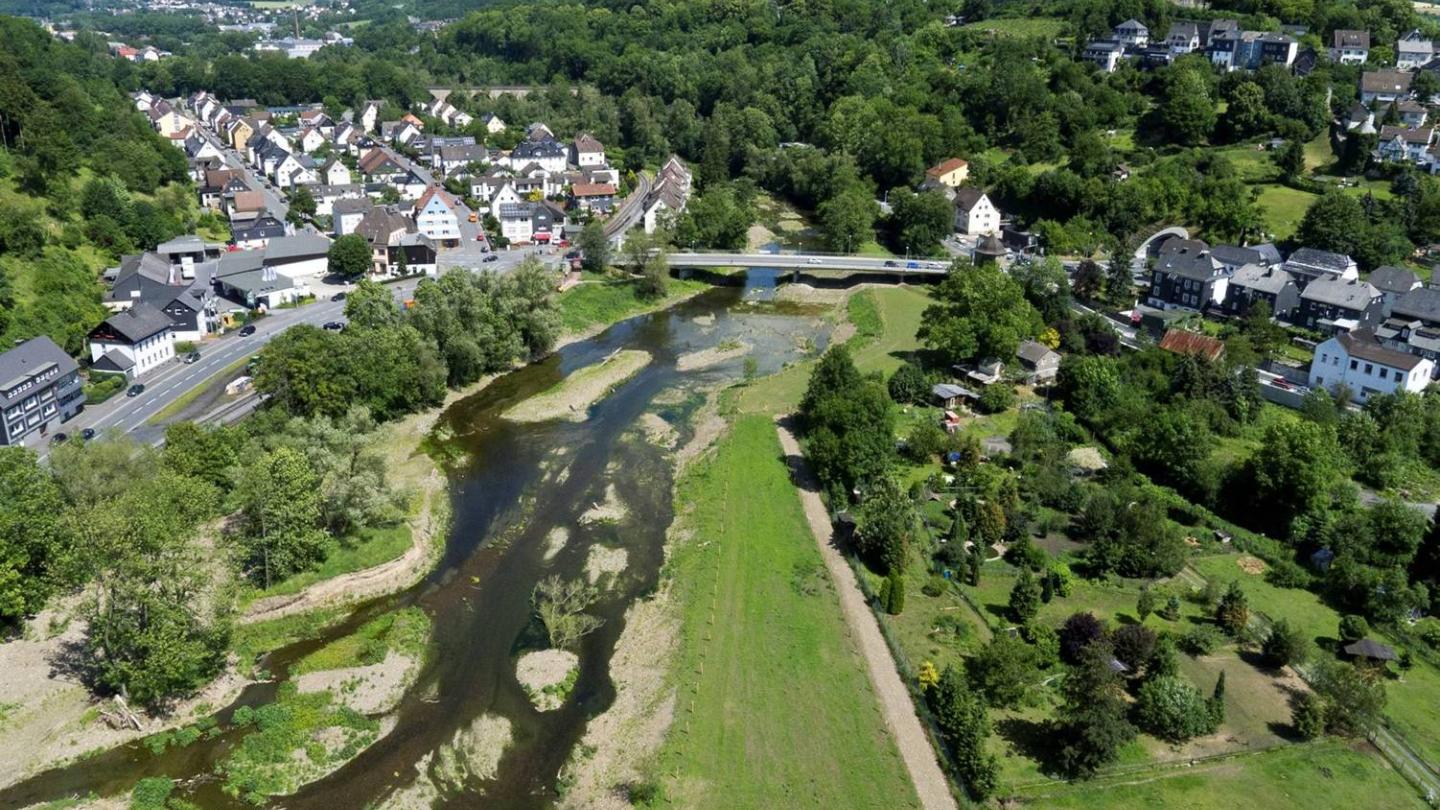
left=775, top=420, right=958, bottom=810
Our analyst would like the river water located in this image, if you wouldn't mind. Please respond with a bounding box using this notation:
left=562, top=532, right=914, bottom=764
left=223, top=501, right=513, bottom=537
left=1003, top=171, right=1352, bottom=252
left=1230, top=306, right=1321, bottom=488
left=0, top=277, right=828, bottom=809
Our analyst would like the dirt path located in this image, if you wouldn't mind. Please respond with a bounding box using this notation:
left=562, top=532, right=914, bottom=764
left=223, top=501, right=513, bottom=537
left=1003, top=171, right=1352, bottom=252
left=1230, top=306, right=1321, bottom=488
left=774, top=420, right=958, bottom=810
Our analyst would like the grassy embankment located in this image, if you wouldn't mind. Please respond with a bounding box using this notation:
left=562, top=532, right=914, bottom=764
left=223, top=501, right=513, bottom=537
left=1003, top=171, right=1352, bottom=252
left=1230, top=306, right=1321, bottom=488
left=653, top=414, right=919, bottom=808
left=556, top=277, right=710, bottom=334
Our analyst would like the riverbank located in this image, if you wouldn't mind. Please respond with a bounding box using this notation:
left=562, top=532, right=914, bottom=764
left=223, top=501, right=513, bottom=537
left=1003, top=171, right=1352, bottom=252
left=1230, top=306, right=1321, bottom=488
left=503, top=350, right=652, bottom=423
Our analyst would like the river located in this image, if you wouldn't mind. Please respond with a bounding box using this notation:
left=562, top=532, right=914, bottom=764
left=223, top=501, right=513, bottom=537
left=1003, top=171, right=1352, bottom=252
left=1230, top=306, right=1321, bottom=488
left=0, top=277, right=829, bottom=809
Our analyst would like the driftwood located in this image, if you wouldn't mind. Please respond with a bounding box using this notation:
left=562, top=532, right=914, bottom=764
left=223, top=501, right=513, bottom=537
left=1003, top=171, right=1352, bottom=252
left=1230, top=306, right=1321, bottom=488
left=99, top=696, right=143, bottom=731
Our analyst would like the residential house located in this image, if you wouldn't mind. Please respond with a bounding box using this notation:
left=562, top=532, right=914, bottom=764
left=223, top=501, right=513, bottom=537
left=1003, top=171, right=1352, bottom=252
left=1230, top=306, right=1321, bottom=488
left=1146, top=239, right=1231, bottom=310
left=1362, top=70, right=1412, bottom=105
left=358, top=148, right=407, bottom=181
left=1283, top=247, right=1359, bottom=288
left=88, top=304, right=176, bottom=378
left=226, top=188, right=265, bottom=221
left=333, top=197, right=375, bottom=236
left=572, top=134, right=606, bottom=167
left=1392, top=285, right=1440, bottom=330
left=1083, top=40, right=1126, bottom=72
left=526, top=122, right=555, bottom=141
left=1346, top=102, right=1378, bottom=134
left=571, top=182, right=617, bottom=214
left=1377, top=126, right=1435, bottom=163
left=1015, top=340, right=1061, bottom=383
left=479, top=113, right=506, bottom=134
left=0, top=337, right=83, bottom=445
left=1369, top=265, right=1422, bottom=315
left=1332, top=29, right=1372, bottom=64
left=105, top=250, right=218, bottom=342
left=199, top=169, right=240, bottom=211
left=386, top=233, right=438, bottom=277
left=1209, top=30, right=1298, bottom=71
left=1115, top=18, right=1149, bottom=46
left=499, top=201, right=565, bottom=244
left=1376, top=317, right=1440, bottom=370
left=1399, top=99, right=1430, bottom=128
left=1298, top=277, right=1384, bottom=333
left=437, top=143, right=490, bottom=176
left=1210, top=244, right=1267, bottom=273
left=953, top=187, right=1001, bottom=236
left=226, top=117, right=255, bottom=151
left=641, top=183, right=685, bottom=236
left=1310, top=328, right=1433, bottom=402
left=319, top=157, right=351, bottom=186
left=359, top=100, right=383, bottom=133
left=1222, top=264, right=1301, bottom=319
left=1399, top=30, right=1435, bottom=71
left=311, top=184, right=364, bottom=217
left=211, top=251, right=305, bottom=310
left=413, top=186, right=462, bottom=246
left=1166, top=21, right=1202, bottom=54
left=507, top=137, right=568, bottom=173
left=231, top=214, right=289, bottom=250
left=924, top=158, right=970, bottom=188
left=296, top=127, right=326, bottom=154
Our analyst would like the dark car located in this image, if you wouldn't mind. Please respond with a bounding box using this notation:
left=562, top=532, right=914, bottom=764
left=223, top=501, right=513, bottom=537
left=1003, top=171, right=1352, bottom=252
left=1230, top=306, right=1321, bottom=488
left=331, top=292, right=347, bottom=302
left=483, top=254, right=499, bottom=263
left=323, top=321, right=345, bottom=331
left=50, top=433, right=68, bottom=445
left=81, top=428, right=96, bottom=441
left=184, top=351, right=201, bottom=364
left=126, top=383, right=145, bottom=397
left=239, top=324, right=257, bottom=337
left=884, top=260, right=899, bottom=268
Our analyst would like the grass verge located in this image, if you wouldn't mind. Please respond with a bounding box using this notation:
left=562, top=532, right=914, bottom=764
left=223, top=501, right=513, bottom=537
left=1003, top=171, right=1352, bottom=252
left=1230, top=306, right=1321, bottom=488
left=556, top=277, right=709, bottom=333
left=292, top=607, right=430, bottom=675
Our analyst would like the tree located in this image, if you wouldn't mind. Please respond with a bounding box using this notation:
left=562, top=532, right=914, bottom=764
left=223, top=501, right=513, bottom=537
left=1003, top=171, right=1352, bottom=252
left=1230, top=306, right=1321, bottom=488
left=1224, top=81, right=1269, bottom=139
left=343, top=279, right=401, bottom=330
left=1273, top=138, right=1306, bottom=180
left=1243, top=421, right=1345, bottom=534
left=1112, top=624, right=1158, bottom=674
left=1261, top=618, right=1311, bottom=668
left=1215, top=581, right=1250, bottom=635
left=327, top=233, right=372, bottom=279
left=637, top=252, right=669, bottom=301
left=930, top=665, right=999, bottom=800
left=856, top=475, right=914, bottom=574
left=235, top=447, right=329, bottom=589
left=818, top=184, right=877, bottom=253
left=1136, top=585, right=1156, bottom=623
left=287, top=186, right=316, bottom=225
left=1056, top=640, right=1136, bottom=777
left=1136, top=675, right=1219, bottom=742
left=1009, top=567, right=1041, bottom=623
left=887, top=363, right=928, bottom=405
left=1060, top=612, right=1108, bottom=664
left=577, top=220, right=610, bottom=273
left=919, top=260, right=1043, bottom=365
left=533, top=575, right=604, bottom=649
left=799, top=346, right=896, bottom=495
left=1292, top=691, right=1326, bottom=739
left=1296, top=191, right=1368, bottom=260
left=1164, top=594, right=1183, bottom=621
left=884, top=568, right=906, bottom=614
left=1311, top=660, right=1387, bottom=737
left=1339, top=614, right=1370, bottom=643
left=0, top=448, right=71, bottom=623
left=1159, top=66, right=1216, bottom=146
left=888, top=189, right=953, bottom=255
left=966, top=633, right=1039, bottom=709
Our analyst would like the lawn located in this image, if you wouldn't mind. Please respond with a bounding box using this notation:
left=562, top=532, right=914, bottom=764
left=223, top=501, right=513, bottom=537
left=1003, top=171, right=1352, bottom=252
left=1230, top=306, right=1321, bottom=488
left=655, top=415, right=919, bottom=809
left=850, top=286, right=931, bottom=377
left=249, top=524, right=412, bottom=600
left=1024, top=740, right=1424, bottom=808
left=961, top=17, right=1067, bottom=38
left=1254, top=184, right=1317, bottom=240
left=555, top=277, right=709, bottom=333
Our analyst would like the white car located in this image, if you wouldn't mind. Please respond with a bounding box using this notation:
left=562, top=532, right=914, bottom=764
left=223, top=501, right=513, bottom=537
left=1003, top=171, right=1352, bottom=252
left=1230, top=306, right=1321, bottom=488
left=807, top=257, right=822, bottom=265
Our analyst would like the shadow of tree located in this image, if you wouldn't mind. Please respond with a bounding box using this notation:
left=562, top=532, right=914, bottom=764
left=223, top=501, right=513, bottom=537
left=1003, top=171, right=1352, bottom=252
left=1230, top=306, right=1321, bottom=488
left=995, top=716, right=1066, bottom=776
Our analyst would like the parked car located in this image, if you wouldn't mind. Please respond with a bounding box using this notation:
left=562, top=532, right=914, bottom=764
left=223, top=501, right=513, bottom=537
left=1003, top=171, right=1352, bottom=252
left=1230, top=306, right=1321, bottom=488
left=1272, top=377, right=1293, bottom=390
left=50, top=433, right=68, bottom=445
left=483, top=254, right=499, bottom=263
left=331, top=292, right=347, bottom=302
left=323, top=321, right=345, bottom=331
left=468, top=212, right=479, bottom=223
left=184, top=351, right=201, bottom=364
left=80, top=428, right=95, bottom=441
left=239, top=325, right=257, bottom=337
left=126, top=383, right=145, bottom=397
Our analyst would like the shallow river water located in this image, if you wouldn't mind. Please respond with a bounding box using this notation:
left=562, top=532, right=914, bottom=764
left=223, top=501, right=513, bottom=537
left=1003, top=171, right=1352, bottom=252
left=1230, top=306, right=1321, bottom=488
left=0, top=277, right=830, bottom=809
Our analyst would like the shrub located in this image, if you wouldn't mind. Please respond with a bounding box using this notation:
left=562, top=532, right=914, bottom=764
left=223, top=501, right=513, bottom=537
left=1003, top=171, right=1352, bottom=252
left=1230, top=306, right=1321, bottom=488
left=1264, top=558, right=1313, bottom=589
left=922, top=574, right=946, bottom=598
left=1215, top=581, right=1250, bottom=635
left=130, top=777, right=176, bottom=810
left=1179, top=625, right=1224, bottom=656
left=1136, top=676, right=1218, bottom=742
left=977, top=384, right=1016, bottom=414
left=1339, top=615, right=1369, bottom=643
left=888, top=363, right=929, bottom=404
left=1260, top=619, right=1311, bottom=668
left=885, top=570, right=906, bottom=614
left=1292, top=691, right=1325, bottom=740
left=83, top=373, right=127, bottom=404
left=906, top=421, right=948, bottom=463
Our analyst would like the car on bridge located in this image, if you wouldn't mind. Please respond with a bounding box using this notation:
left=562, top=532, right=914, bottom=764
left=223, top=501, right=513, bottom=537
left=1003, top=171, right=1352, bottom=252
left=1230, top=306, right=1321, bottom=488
left=807, top=257, right=822, bottom=264
left=884, top=261, right=899, bottom=268
left=906, top=261, right=919, bottom=269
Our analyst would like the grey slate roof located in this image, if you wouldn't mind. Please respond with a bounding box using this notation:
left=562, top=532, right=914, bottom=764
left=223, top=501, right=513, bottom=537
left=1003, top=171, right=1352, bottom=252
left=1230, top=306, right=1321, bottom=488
left=1211, top=245, right=1263, bottom=266
left=1369, top=265, right=1421, bottom=294
left=1339, top=329, right=1424, bottom=371
left=0, top=337, right=77, bottom=407
left=1155, top=242, right=1221, bottom=280
left=95, top=303, right=173, bottom=344
left=1286, top=247, right=1353, bottom=273
left=954, top=187, right=987, bottom=212
left=1392, top=286, right=1440, bottom=322
left=1231, top=263, right=1294, bottom=293
left=264, top=232, right=332, bottom=262
left=1301, top=277, right=1379, bottom=309
left=1015, top=340, right=1058, bottom=365
left=1250, top=242, right=1284, bottom=266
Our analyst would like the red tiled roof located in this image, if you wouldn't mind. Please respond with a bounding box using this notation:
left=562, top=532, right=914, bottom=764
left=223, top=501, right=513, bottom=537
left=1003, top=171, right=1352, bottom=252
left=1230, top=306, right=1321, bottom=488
left=572, top=182, right=616, bottom=197
left=927, top=157, right=969, bottom=177
left=1159, top=329, right=1226, bottom=362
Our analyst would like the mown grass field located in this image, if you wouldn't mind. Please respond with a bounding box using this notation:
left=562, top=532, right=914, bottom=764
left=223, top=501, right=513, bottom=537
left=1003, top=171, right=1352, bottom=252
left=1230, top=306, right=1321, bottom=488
left=556, top=277, right=709, bottom=333
left=655, top=415, right=919, bottom=809
left=961, top=17, right=1067, bottom=38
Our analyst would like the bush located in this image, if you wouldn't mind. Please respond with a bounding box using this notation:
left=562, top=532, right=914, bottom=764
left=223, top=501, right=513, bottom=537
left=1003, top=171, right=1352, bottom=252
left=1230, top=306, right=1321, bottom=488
left=1264, top=558, right=1313, bottom=589
left=922, top=574, right=946, bottom=597
left=83, top=373, right=126, bottom=404
left=1339, top=614, right=1369, bottom=643
left=888, top=363, right=929, bottom=404
left=1136, top=676, right=1218, bottom=742
left=976, top=384, right=1016, bottom=414
left=1292, top=691, right=1325, bottom=740
left=1179, top=625, right=1224, bottom=656
left=886, top=570, right=906, bottom=614
left=130, top=777, right=176, bottom=810
left=906, top=421, right=948, bottom=463
left=1260, top=619, right=1311, bottom=669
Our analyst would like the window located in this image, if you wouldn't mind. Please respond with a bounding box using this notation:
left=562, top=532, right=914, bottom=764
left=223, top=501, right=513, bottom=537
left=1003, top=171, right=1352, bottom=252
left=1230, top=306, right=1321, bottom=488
left=1350, top=359, right=1358, bottom=370
left=1380, top=368, right=1388, bottom=380
left=1365, top=363, right=1374, bottom=375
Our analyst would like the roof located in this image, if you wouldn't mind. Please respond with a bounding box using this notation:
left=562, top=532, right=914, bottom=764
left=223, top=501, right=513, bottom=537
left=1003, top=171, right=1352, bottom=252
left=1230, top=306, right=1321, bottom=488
left=573, top=133, right=604, bottom=153
left=1155, top=242, right=1222, bottom=281
left=1393, top=286, right=1440, bottom=322
left=1231, top=264, right=1295, bottom=294
left=1168, top=21, right=1199, bottom=39
left=0, top=337, right=77, bottom=406
left=1334, top=29, right=1371, bottom=49
left=1380, top=125, right=1433, bottom=145
left=1250, top=243, right=1284, bottom=266
left=91, top=350, right=135, bottom=373
left=1362, top=70, right=1412, bottom=95
left=1116, top=18, right=1147, bottom=30
left=232, top=217, right=287, bottom=241
left=231, top=190, right=265, bottom=212
left=1286, top=247, right=1353, bottom=273
left=572, top=182, right=616, bottom=197
left=1211, top=245, right=1263, bottom=267
left=1343, top=638, right=1398, bottom=660
left=953, top=186, right=988, bottom=212
left=93, top=303, right=173, bottom=344
left=1335, top=328, right=1426, bottom=371
left=354, top=207, right=414, bottom=245
left=1159, top=329, right=1226, bottom=362
left=264, top=232, right=332, bottom=262
left=932, top=383, right=978, bottom=400
left=413, top=186, right=458, bottom=217
left=926, top=158, right=969, bottom=177
left=1015, top=340, right=1058, bottom=365
left=1369, top=266, right=1422, bottom=294
left=333, top=197, right=375, bottom=216
left=1301, top=277, right=1379, bottom=310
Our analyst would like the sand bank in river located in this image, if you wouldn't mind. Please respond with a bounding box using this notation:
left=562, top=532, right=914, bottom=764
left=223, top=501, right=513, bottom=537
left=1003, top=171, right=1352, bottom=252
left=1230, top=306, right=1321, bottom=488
left=502, top=350, right=651, bottom=423
left=676, top=341, right=750, bottom=372
left=294, top=652, right=418, bottom=715
left=516, top=649, right=580, bottom=712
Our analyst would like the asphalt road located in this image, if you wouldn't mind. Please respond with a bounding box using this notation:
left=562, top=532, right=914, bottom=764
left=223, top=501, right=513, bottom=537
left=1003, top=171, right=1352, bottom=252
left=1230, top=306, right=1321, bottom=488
left=665, top=250, right=950, bottom=274
left=200, top=128, right=290, bottom=220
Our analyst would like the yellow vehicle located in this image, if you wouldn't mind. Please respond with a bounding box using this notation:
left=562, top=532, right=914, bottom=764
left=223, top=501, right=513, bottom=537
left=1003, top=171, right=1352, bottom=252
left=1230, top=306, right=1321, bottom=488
left=468, top=212, right=479, bottom=223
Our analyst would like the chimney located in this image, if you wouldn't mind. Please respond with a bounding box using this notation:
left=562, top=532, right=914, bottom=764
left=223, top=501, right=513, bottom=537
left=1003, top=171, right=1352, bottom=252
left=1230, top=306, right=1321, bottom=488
left=167, top=263, right=178, bottom=285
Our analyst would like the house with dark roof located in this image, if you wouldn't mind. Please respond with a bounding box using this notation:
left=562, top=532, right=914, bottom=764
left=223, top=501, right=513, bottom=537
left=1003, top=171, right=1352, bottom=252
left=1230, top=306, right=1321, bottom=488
left=0, top=337, right=83, bottom=445
left=1362, top=70, right=1412, bottom=105
left=1310, top=328, right=1433, bottom=402
left=1221, top=264, right=1301, bottom=319
left=1298, top=277, right=1384, bottom=334
left=572, top=133, right=606, bottom=167
left=1146, top=239, right=1232, bottom=311
left=1332, top=29, right=1371, bottom=64
left=953, top=187, right=1000, bottom=236
left=105, top=250, right=219, bottom=342
left=88, top=304, right=176, bottom=378
left=1377, top=125, right=1434, bottom=163
left=507, top=137, right=568, bottom=173
left=1283, top=247, right=1359, bottom=288
left=1369, top=266, right=1422, bottom=315
left=231, top=214, right=289, bottom=250
left=498, top=200, right=565, bottom=244
left=1391, top=285, right=1440, bottom=328
left=1015, top=341, right=1061, bottom=383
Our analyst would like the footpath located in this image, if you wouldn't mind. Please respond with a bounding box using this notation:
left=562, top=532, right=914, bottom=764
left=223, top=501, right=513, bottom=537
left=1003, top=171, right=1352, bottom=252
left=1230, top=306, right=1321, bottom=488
left=775, top=419, right=958, bottom=810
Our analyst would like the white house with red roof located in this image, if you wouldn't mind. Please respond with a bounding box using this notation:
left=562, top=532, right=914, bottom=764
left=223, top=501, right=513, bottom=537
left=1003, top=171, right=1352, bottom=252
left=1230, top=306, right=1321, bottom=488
left=413, top=186, right=462, bottom=246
